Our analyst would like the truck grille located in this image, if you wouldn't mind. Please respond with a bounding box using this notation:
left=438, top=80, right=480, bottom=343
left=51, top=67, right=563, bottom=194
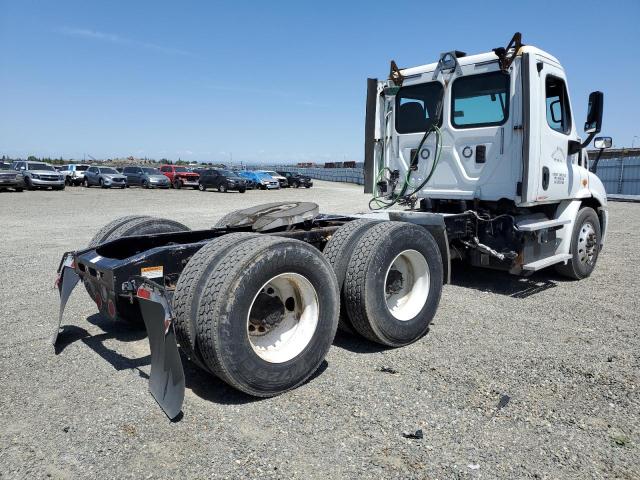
left=41, top=175, right=60, bottom=181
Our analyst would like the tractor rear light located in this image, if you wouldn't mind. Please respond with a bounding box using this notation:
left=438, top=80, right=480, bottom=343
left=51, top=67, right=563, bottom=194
left=107, top=299, right=116, bottom=318
left=95, top=293, right=103, bottom=309
left=137, top=286, right=152, bottom=300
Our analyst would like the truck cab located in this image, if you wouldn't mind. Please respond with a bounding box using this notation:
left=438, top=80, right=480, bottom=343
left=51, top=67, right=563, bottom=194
left=365, top=34, right=611, bottom=278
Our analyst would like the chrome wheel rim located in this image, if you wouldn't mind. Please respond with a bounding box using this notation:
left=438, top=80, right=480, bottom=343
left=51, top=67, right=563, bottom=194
left=577, top=221, right=598, bottom=266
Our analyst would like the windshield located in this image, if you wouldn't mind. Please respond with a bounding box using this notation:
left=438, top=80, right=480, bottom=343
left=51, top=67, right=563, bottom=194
left=99, top=167, right=118, bottom=174
left=75, top=165, right=89, bottom=171
left=257, top=172, right=272, bottom=180
left=143, top=168, right=160, bottom=174
left=263, top=171, right=278, bottom=176
left=395, top=81, right=444, bottom=134
left=29, top=163, right=55, bottom=171
left=174, top=166, right=187, bottom=172
left=219, top=170, right=234, bottom=176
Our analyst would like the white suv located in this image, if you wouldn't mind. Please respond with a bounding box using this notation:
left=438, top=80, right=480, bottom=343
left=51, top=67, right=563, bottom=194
left=59, top=164, right=90, bottom=186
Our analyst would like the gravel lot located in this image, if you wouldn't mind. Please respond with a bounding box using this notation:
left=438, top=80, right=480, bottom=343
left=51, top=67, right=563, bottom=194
left=0, top=182, right=638, bottom=479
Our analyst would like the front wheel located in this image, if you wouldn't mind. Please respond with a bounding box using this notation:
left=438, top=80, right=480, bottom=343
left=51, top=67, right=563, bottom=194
left=142, top=180, right=149, bottom=189
left=198, top=183, right=206, bottom=192
left=218, top=183, right=227, bottom=193
left=555, top=207, right=602, bottom=280
left=173, top=179, right=182, bottom=189
left=99, top=179, right=106, bottom=189
left=25, top=177, right=35, bottom=191
left=238, top=188, right=246, bottom=194
left=83, top=178, right=90, bottom=188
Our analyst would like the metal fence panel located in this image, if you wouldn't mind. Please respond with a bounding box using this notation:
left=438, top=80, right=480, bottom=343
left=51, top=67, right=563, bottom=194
left=594, top=155, right=640, bottom=196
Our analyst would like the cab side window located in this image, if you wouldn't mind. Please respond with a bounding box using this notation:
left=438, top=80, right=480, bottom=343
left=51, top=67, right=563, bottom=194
left=545, top=76, right=572, bottom=135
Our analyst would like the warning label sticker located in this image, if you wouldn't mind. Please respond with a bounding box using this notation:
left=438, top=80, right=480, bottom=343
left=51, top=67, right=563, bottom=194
left=141, top=266, right=163, bottom=279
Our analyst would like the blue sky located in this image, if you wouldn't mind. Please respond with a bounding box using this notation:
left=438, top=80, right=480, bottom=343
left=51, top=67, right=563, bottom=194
left=1, top=0, right=638, bottom=163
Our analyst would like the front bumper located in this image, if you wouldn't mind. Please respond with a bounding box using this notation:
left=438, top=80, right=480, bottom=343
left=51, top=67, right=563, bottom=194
left=178, top=179, right=199, bottom=187
left=226, top=182, right=247, bottom=190
left=103, top=179, right=127, bottom=187
left=0, top=176, right=24, bottom=188
left=31, top=177, right=65, bottom=187
left=149, top=180, right=171, bottom=188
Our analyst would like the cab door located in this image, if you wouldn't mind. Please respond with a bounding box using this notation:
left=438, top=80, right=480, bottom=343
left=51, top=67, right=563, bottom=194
left=536, top=62, right=577, bottom=201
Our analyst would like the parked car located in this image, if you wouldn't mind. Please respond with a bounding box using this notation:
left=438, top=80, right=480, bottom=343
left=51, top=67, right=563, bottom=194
left=59, top=164, right=90, bottom=186
left=258, top=170, right=288, bottom=188
left=11, top=160, right=65, bottom=190
left=0, top=163, right=25, bottom=192
left=159, top=165, right=200, bottom=189
left=123, top=166, right=171, bottom=188
left=237, top=171, right=280, bottom=189
left=230, top=170, right=258, bottom=189
left=198, top=169, right=247, bottom=193
left=277, top=171, right=313, bottom=188
left=83, top=166, right=127, bottom=188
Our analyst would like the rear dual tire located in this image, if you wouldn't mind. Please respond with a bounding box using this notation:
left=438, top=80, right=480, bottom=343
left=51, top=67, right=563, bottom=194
left=334, top=221, right=443, bottom=347
left=323, top=219, right=381, bottom=333
left=174, top=235, right=339, bottom=396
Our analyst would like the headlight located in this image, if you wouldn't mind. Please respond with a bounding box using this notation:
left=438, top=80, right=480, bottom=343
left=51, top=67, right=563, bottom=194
left=15, top=174, right=21, bottom=180
left=32, top=174, right=40, bottom=179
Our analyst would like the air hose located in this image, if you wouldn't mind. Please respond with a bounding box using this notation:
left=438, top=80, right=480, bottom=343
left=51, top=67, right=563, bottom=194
left=369, top=124, right=443, bottom=210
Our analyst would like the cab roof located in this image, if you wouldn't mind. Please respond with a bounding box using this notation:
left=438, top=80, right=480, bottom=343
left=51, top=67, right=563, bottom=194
left=399, top=46, right=561, bottom=77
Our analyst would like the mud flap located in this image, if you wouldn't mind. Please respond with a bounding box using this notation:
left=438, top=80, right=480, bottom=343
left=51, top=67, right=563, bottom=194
left=135, top=280, right=185, bottom=420
left=53, top=254, right=80, bottom=345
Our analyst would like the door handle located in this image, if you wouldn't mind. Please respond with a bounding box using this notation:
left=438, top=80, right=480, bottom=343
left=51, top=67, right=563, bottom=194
left=542, top=167, right=550, bottom=190
left=475, top=145, right=486, bottom=163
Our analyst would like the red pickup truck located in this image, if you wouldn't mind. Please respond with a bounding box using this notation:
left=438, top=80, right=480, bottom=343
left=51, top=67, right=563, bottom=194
left=159, top=165, right=200, bottom=189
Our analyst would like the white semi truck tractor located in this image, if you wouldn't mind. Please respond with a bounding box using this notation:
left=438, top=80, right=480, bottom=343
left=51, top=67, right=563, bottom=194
left=54, top=33, right=613, bottom=419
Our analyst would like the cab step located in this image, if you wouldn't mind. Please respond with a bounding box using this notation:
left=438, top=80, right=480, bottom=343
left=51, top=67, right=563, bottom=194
left=522, top=253, right=572, bottom=272
left=516, top=217, right=570, bottom=232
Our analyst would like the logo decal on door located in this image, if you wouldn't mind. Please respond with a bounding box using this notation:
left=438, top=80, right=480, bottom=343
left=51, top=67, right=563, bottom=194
left=551, top=147, right=565, bottom=163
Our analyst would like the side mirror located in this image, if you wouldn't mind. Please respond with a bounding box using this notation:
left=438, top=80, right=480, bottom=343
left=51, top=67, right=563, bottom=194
left=584, top=91, right=603, bottom=134
left=594, top=136, right=612, bottom=149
